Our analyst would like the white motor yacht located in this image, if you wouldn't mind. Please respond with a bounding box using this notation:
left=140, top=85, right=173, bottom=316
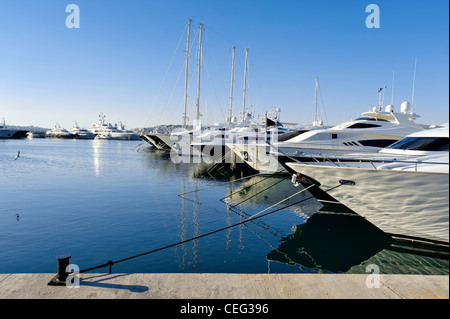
left=70, top=121, right=96, bottom=139
left=256, top=101, right=428, bottom=173
left=191, top=110, right=297, bottom=165
left=90, top=114, right=139, bottom=140
left=45, top=124, right=75, bottom=139
left=285, top=126, right=449, bottom=244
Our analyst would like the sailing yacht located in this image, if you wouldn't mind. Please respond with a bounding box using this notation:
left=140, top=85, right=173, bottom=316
left=286, top=126, right=449, bottom=244
left=141, top=22, right=252, bottom=158
left=141, top=21, right=198, bottom=152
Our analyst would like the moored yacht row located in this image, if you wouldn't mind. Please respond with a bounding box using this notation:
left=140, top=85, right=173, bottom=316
left=43, top=113, right=140, bottom=140
left=2, top=113, right=140, bottom=140
left=140, top=101, right=449, bottom=246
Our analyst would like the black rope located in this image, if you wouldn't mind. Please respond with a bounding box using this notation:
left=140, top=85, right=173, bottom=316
left=79, top=183, right=341, bottom=274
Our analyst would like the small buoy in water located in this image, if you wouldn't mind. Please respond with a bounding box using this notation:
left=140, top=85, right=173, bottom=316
left=15, top=151, right=20, bottom=160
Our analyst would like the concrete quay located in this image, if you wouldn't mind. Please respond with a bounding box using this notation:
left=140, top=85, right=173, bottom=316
left=0, top=273, right=448, bottom=299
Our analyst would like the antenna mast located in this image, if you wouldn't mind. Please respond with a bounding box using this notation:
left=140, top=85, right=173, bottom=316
left=377, top=86, right=386, bottom=111
left=183, top=19, right=192, bottom=128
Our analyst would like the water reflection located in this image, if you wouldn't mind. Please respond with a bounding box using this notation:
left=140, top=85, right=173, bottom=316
left=224, top=175, right=322, bottom=220
left=92, top=140, right=101, bottom=177
left=91, top=140, right=128, bottom=177
left=139, top=148, right=449, bottom=275
left=266, top=208, right=449, bottom=275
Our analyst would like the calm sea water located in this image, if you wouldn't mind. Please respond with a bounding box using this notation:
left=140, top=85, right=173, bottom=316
left=0, top=138, right=448, bottom=275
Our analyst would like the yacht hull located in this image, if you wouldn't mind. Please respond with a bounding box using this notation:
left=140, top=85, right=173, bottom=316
left=141, top=134, right=171, bottom=150
left=45, top=133, right=76, bottom=139
left=0, top=129, right=28, bottom=139
left=286, top=162, right=449, bottom=243
left=232, top=142, right=284, bottom=173
left=95, top=133, right=140, bottom=140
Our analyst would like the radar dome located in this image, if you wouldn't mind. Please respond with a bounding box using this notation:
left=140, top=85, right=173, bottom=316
left=400, top=101, right=411, bottom=114
left=385, top=105, right=394, bottom=113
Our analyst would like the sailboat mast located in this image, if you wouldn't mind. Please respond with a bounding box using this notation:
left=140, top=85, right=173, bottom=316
left=314, top=76, right=318, bottom=124
left=183, top=19, right=192, bottom=128
left=242, top=48, right=248, bottom=121
left=228, top=46, right=236, bottom=123
left=196, top=23, right=203, bottom=127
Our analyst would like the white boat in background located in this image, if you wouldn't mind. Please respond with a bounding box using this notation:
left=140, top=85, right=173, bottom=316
left=286, top=126, right=449, bottom=244
left=70, top=121, right=96, bottom=139
left=26, top=131, right=46, bottom=138
left=45, top=124, right=75, bottom=139
left=192, top=108, right=297, bottom=165
left=0, top=118, right=28, bottom=139
left=90, top=113, right=139, bottom=140
left=231, top=77, right=325, bottom=173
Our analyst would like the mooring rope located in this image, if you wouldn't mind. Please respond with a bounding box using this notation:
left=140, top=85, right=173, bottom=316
left=77, top=183, right=342, bottom=274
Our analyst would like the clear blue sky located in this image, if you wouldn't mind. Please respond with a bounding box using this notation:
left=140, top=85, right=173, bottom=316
left=0, top=0, right=448, bottom=129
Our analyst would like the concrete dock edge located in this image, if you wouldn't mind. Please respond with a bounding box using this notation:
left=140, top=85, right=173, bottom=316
left=0, top=273, right=448, bottom=299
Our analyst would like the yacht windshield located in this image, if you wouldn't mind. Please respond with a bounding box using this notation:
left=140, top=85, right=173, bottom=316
left=347, top=123, right=382, bottom=129
left=354, top=117, right=388, bottom=122
left=388, top=137, right=449, bottom=151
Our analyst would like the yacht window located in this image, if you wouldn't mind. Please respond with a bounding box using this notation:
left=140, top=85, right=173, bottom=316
left=354, top=117, right=389, bottom=122
left=332, top=134, right=337, bottom=139
left=347, top=123, right=382, bottom=129
left=358, top=139, right=397, bottom=148
left=388, top=137, right=449, bottom=151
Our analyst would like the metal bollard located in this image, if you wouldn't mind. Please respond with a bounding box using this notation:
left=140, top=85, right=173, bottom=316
left=48, top=254, right=71, bottom=286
